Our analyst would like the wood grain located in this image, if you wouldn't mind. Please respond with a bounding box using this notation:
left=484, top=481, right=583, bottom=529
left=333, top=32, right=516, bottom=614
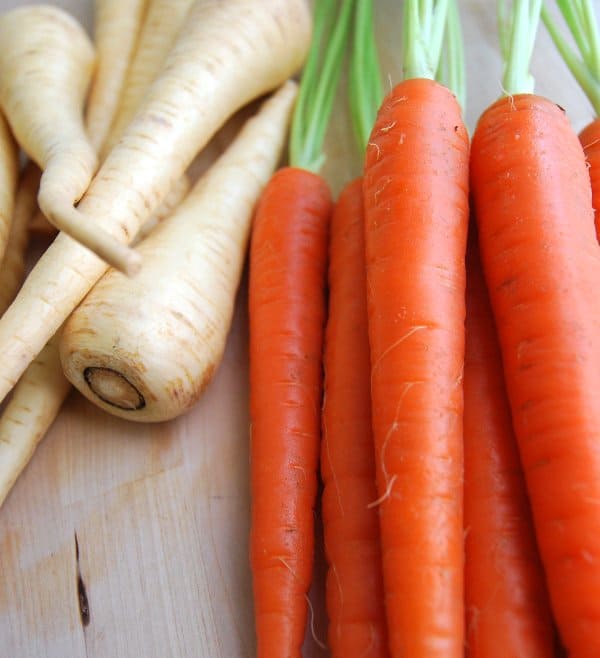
left=0, top=1, right=597, bottom=657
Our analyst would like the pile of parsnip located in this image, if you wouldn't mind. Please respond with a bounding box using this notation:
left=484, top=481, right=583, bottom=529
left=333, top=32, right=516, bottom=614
left=0, top=0, right=313, bottom=506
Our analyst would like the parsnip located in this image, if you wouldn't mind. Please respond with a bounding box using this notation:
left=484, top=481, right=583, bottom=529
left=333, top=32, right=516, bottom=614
left=86, top=0, right=149, bottom=152
left=0, top=5, right=135, bottom=273
left=0, top=0, right=311, bottom=405
left=26, top=0, right=150, bottom=242
left=0, top=164, right=41, bottom=314
left=60, top=81, right=297, bottom=422
left=0, top=0, right=149, bottom=509
left=101, top=0, right=195, bottom=158
left=133, top=173, right=191, bottom=244
left=0, top=112, right=18, bottom=263
left=27, top=172, right=191, bottom=241
left=0, top=337, right=71, bottom=508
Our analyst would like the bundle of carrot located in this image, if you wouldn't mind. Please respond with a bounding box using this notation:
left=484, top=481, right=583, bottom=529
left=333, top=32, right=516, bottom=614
left=3, top=0, right=600, bottom=655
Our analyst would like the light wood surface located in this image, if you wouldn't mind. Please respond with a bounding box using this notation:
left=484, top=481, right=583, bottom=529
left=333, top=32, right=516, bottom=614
left=0, top=1, right=596, bottom=657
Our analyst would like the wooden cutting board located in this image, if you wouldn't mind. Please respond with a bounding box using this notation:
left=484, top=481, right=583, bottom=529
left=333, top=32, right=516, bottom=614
left=0, top=1, right=595, bottom=656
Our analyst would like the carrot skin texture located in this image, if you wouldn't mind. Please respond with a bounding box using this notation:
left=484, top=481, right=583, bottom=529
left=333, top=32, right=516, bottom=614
left=321, top=177, right=389, bottom=658
left=579, top=119, right=600, bottom=240
left=363, top=78, right=469, bottom=658
left=470, top=93, right=600, bottom=658
left=464, top=236, right=555, bottom=658
left=249, top=167, right=331, bottom=658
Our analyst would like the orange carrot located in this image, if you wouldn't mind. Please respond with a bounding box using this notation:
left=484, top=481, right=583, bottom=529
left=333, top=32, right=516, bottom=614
left=471, top=90, right=600, bottom=658
left=541, top=2, right=600, bottom=241
left=464, top=232, right=555, bottom=658
left=579, top=120, right=600, bottom=238
left=320, top=1, right=387, bottom=654
left=362, top=3, right=469, bottom=653
left=249, top=2, right=351, bottom=654
left=249, top=167, right=331, bottom=657
left=363, top=73, right=468, bottom=658
left=471, top=5, right=600, bottom=653
left=321, top=178, right=388, bottom=658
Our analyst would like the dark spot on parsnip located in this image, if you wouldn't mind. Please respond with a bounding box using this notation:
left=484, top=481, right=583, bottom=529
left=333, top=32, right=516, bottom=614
left=84, top=366, right=146, bottom=410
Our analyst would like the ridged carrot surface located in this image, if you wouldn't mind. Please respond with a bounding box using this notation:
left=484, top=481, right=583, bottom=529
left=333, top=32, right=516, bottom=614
left=249, top=166, right=331, bottom=658
left=321, top=177, right=388, bottom=658
left=464, top=234, right=555, bottom=658
left=579, top=120, right=600, bottom=240
left=471, top=93, right=600, bottom=658
left=363, top=77, right=469, bottom=658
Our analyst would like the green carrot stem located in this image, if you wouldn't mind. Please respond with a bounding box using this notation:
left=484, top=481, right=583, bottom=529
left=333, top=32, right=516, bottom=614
left=289, top=0, right=353, bottom=173
left=403, top=0, right=450, bottom=81
left=349, top=0, right=383, bottom=152
left=542, top=0, right=600, bottom=115
left=445, top=0, right=466, bottom=112
left=501, top=0, right=541, bottom=95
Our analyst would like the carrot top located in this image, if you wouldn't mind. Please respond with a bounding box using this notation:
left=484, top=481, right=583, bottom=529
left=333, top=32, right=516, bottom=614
left=402, top=0, right=450, bottom=81
left=436, top=0, right=466, bottom=112
left=289, top=0, right=353, bottom=173
left=542, top=0, right=600, bottom=115
left=498, top=0, right=542, bottom=95
left=348, top=0, right=383, bottom=153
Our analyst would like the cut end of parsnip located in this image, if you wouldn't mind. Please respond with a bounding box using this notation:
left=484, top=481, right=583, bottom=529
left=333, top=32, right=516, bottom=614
left=83, top=366, right=145, bottom=411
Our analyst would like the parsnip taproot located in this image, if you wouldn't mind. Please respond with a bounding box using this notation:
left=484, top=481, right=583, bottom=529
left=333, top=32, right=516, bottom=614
left=27, top=0, right=151, bottom=241
left=133, top=173, right=191, bottom=244
left=0, top=337, right=71, bottom=508
left=0, top=4, right=137, bottom=274
left=0, top=112, right=18, bottom=263
left=0, top=164, right=41, bottom=314
left=101, top=0, right=195, bottom=158
left=0, top=0, right=310, bottom=406
left=59, top=80, right=297, bottom=422
left=86, top=0, right=149, bottom=153
left=28, top=169, right=191, bottom=241
left=0, top=0, right=151, bottom=510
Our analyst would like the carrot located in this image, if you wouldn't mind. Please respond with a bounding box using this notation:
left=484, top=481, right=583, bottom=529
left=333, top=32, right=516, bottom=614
left=0, top=111, right=18, bottom=263
left=362, top=2, right=469, bottom=655
left=0, top=0, right=311, bottom=407
left=86, top=0, right=149, bottom=153
left=0, top=164, right=41, bottom=315
left=0, top=5, right=136, bottom=273
left=250, top=168, right=331, bottom=658
left=249, top=2, right=352, bottom=654
left=320, top=3, right=388, bottom=656
left=59, top=80, right=298, bottom=423
left=101, top=0, right=195, bottom=158
left=542, top=0, right=600, bottom=240
left=471, top=3, right=600, bottom=656
left=321, top=182, right=389, bottom=658
left=464, top=232, right=555, bottom=658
